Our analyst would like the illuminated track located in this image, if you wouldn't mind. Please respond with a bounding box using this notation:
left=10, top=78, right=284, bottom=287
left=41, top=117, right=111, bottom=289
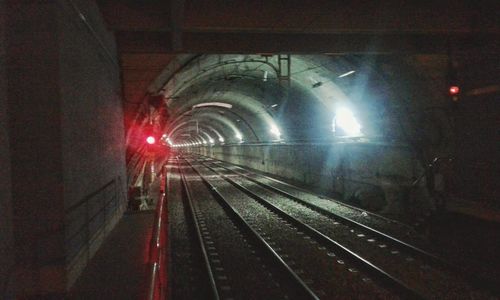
left=178, top=158, right=221, bottom=300
left=177, top=157, right=319, bottom=300
left=201, top=157, right=446, bottom=264
left=183, top=155, right=495, bottom=299
left=180, top=157, right=423, bottom=299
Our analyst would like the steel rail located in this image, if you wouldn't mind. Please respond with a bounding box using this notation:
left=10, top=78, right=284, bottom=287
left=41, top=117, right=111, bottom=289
left=201, top=158, right=500, bottom=295
left=194, top=158, right=424, bottom=299
left=203, top=158, right=447, bottom=266
left=182, top=158, right=320, bottom=300
left=177, top=157, right=221, bottom=300
left=203, top=155, right=407, bottom=225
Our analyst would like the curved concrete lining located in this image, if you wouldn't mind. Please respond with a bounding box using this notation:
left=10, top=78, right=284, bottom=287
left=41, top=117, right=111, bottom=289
left=168, top=110, right=252, bottom=143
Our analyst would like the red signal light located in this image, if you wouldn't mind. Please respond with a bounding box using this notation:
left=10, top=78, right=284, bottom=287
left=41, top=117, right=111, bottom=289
left=449, top=85, right=460, bottom=95
left=146, top=136, right=156, bottom=145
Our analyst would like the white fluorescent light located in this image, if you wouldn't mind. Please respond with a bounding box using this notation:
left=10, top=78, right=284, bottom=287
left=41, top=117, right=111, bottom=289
left=338, top=70, right=355, bottom=78
left=192, top=102, right=233, bottom=109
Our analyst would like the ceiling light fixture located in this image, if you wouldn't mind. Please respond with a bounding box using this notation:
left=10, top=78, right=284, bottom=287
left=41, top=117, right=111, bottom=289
left=338, top=70, right=356, bottom=78
left=192, top=102, right=232, bottom=109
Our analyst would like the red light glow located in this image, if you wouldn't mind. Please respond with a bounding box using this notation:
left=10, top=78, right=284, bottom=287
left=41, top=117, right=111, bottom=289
left=146, top=136, right=156, bottom=144
left=449, top=86, right=460, bottom=95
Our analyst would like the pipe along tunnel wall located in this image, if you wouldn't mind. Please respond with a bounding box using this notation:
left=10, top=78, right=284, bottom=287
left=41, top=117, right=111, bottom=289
left=188, top=141, right=432, bottom=215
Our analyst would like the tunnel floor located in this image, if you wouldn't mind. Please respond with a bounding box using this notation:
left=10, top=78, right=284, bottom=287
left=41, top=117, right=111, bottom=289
left=66, top=157, right=500, bottom=299
left=427, top=212, right=500, bottom=284
left=183, top=156, right=500, bottom=289
left=68, top=211, right=154, bottom=300
left=164, top=155, right=499, bottom=299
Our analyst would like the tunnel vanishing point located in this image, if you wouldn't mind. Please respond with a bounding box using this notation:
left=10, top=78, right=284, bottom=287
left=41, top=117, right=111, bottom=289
left=0, top=1, right=499, bottom=299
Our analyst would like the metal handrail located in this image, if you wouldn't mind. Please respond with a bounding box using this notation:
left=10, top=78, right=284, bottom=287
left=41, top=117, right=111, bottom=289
left=147, top=167, right=167, bottom=300
left=411, top=156, right=454, bottom=187
left=65, top=177, right=124, bottom=265
left=65, top=179, right=116, bottom=213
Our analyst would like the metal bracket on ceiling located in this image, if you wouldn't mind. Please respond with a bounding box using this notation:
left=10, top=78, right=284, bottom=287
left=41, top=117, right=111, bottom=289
left=278, top=54, right=291, bottom=103
left=278, top=54, right=291, bottom=88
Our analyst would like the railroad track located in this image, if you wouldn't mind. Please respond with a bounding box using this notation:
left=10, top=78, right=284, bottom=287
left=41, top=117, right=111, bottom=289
left=196, top=157, right=500, bottom=296
left=177, top=157, right=416, bottom=299
left=179, top=155, right=495, bottom=299
left=203, top=157, right=426, bottom=242
left=177, top=157, right=319, bottom=299
left=198, top=158, right=447, bottom=266
left=166, top=158, right=217, bottom=300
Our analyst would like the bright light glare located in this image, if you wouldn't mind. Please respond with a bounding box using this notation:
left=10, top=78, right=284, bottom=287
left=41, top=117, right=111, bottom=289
left=449, top=85, right=460, bottom=95
left=146, top=136, right=156, bottom=144
left=202, top=140, right=207, bottom=144
left=219, top=137, right=225, bottom=143
left=333, top=107, right=362, bottom=136
left=235, top=133, right=243, bottom=141
left=338, top=70, right=355, bottom=78
left=270, top=124, right=281, bottom=139
left=209, top=138, right=214, bottom=144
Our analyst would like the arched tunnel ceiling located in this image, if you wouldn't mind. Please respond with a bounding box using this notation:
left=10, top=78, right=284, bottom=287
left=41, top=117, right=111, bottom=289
left=168, top=110, right=253, bottom=144
left=99, top=1, right=499, bottom=54
left=153, top=54, right=442, bottom=145
left=101, top=2, right=499, bottom=133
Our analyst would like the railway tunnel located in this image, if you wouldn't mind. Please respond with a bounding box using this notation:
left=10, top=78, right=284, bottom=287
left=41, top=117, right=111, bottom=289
left=1, top=1, right=499, bottom=299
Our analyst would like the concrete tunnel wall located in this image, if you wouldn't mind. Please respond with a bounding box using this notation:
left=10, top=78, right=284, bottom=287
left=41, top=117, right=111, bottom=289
left=167, top=52, right=500, bottom=217
left=162, top=54, right=446, bottom=214
left=58, top=0, right=128, bottom=289
left=0, top=0, right=15, bottom=297
left=190, top=141, right=428, bottom=212
left=4, top=1, right=127, bottom=296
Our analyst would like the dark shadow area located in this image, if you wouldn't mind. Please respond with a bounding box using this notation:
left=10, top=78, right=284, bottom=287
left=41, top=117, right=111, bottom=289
left=68, top=211, right=154, bottom=300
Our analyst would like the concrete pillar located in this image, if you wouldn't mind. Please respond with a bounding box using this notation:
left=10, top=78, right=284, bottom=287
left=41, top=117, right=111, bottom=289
left=5, top=1, right=127, bottom=296
left=0, top=0, right=15, bottom=297
left=7, top=2, right=67, bottom=295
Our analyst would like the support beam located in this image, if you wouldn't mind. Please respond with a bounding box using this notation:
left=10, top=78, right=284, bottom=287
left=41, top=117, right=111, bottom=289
left=170, top=0, right=184, bottom=51
left=116, top=31, right=500, bottom=54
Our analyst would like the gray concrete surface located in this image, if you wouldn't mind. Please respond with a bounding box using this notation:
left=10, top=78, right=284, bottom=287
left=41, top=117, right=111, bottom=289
left=192, top=142, right=429, bottom=214
left=68, top=211, right=154, bottom=300
left=4, top=1, right=127, bottom=296
left=57, top=0, right=127, bottom=289
left=7, top=3, right=66, bottom=295
left=0, top=1, right=15, bottom=297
